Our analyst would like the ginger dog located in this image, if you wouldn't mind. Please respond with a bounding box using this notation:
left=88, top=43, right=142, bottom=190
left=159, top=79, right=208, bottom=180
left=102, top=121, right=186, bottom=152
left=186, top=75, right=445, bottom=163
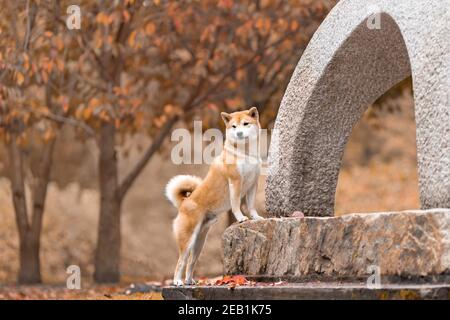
left=165, top=107, right=264, bottom=286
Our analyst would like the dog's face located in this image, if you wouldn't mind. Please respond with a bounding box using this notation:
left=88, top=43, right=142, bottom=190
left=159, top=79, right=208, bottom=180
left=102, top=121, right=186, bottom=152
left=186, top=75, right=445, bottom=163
left=221, top=107, right=260, bottom=143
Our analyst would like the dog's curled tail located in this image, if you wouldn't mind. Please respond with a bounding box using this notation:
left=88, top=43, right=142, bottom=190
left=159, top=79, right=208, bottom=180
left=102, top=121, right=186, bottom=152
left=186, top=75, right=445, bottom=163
left=165, top=175, right=202, bottom=208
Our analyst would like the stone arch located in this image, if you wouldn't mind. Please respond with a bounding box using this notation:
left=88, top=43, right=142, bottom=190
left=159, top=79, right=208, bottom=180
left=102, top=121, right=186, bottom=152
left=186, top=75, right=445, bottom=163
left=266, top=0, right=450, bottom=217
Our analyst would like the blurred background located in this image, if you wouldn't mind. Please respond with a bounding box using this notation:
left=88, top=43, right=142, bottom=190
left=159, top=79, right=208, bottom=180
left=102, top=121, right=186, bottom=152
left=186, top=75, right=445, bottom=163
left=0, top=0, right=419, bottom=286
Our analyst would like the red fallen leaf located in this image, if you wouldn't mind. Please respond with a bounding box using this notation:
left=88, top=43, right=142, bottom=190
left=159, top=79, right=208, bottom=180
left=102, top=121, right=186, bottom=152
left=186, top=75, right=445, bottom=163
left=215, top=275, right=249, bottom=287
left=291, top=211, right=305, bottom=218
left=232, top=275, right=248, bottom=285
left=215, top=275, right=232, bottom=285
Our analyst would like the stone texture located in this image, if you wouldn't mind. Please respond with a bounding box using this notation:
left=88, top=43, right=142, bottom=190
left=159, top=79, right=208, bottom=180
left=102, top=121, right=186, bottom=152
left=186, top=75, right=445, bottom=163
left=266, top=0, right=450, bottom=217
left=222, top=210, right=450, bottom=278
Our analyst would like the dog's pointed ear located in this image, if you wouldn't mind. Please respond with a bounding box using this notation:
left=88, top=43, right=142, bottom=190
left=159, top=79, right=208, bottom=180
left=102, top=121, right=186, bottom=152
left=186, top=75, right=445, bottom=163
left=248, top=107, right=259, bottom=120
left=221, top=112, right=231, bottom=125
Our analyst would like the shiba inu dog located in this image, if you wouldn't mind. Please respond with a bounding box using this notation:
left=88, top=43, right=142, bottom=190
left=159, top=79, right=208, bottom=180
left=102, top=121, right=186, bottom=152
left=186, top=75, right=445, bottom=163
left=165, top=107, right=264, bottom=286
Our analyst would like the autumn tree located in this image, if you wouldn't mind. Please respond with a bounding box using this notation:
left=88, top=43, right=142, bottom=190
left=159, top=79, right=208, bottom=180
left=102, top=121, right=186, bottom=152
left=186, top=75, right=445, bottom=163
left=40, top=0, right=156, bottom=283
left=0, top=0, right=76, bottom=283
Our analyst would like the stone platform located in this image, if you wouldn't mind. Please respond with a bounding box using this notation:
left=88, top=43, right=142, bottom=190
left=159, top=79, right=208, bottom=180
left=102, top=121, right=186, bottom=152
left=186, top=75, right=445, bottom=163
left=162, top=209, right=450, bottom=300
left=162, top=282, right=450, bottom=300
left=223, top=209, right=450, bottom=278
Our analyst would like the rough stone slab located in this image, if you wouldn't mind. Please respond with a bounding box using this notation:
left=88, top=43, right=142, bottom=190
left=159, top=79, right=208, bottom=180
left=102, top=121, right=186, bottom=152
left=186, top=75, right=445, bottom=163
left=162, top=283, right=450, bottom=300
left=266, top=0, right=450, bottom=216
left=222, top=210, right=450, bottom=278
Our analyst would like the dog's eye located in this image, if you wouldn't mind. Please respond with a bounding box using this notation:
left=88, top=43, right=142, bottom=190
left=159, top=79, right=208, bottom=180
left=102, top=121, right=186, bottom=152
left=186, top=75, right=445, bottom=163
left=232, top=125, right=236, bottom=128
left=243, top=122, right=249, bottom=126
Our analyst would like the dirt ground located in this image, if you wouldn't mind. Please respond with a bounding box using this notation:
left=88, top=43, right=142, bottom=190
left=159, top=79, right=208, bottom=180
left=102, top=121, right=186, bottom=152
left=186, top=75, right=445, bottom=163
left=0, top=89, right=419, bottom=289
left=0, top=284, right=163, bottom=300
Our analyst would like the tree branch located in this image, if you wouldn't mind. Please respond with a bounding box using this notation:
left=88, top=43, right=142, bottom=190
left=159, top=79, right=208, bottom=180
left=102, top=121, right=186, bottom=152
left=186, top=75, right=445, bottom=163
left=39, top=111, right=96, bottom=137
left=23, top=0, right=38, bottom=51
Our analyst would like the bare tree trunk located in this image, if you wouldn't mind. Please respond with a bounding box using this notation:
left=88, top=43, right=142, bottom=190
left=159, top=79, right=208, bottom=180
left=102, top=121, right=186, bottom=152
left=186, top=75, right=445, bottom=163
left=94, top=122, right=121, bottom=283
left=9, top=131, right=55, bottom=284
left=9, top=135, right=41, bottom=284
left=18, top=233, right=41, bottom=284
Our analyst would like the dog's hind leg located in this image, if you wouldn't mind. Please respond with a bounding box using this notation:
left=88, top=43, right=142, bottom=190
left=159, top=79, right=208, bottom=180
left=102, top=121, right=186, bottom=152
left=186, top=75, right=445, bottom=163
left=184, top=226, right=208, bottom=285
left=173, top=215, right=204, bottom=286
left=185, top=214, right=217, bottom=285
left=173, top=252, right=188, bottom=286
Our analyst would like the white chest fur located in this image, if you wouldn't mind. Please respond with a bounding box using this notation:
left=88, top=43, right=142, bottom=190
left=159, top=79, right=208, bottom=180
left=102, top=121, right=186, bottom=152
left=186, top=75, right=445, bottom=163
left=237, top=158, right=261, bottom=193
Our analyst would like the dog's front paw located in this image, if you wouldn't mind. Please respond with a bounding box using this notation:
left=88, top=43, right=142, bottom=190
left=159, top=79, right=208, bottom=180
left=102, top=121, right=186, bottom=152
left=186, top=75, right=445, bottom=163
left=249, top=210, right=264, bottom=220
left=237, top=216, right=249, bottom=223
left=173, top=279, right=184, bottom=286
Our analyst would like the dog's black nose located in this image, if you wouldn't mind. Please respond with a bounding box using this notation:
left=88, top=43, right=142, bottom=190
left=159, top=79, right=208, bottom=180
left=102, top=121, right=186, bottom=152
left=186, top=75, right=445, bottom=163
left=237, top=132, right=243, bottom=138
